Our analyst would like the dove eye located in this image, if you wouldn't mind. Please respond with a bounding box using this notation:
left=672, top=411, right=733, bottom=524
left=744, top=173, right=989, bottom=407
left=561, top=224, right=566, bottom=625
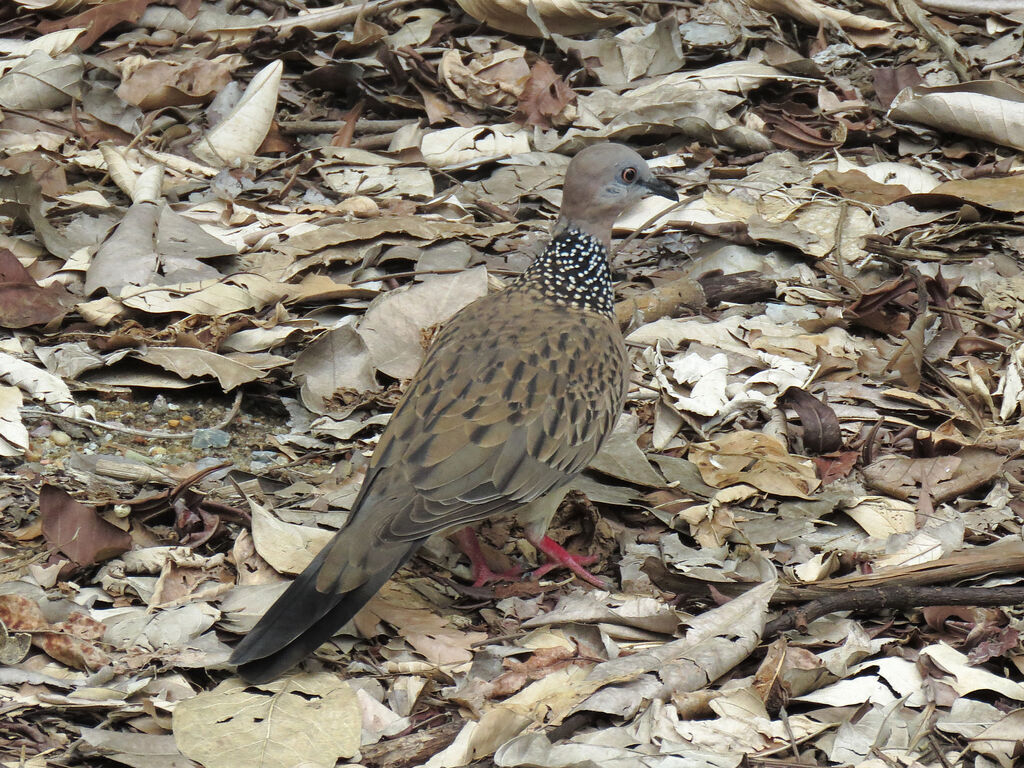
left=621, top=167, right=638, bottom=183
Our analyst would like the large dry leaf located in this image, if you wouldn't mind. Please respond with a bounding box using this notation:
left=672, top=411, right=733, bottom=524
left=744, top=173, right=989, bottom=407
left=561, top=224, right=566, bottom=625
left=318, top=147, right=434, bottom=199
left=930, top=174, right=1024, bottom=213
left=193, top=60, right=282, bottom=166
left=277, top=217, right=508, bottom=261
left=131, top=274, right=284, bottom=314
left=863, top=447, right=1007, bottom=505
left=358, top=268, right=489, bottom=380
left=361, top=583, right=487, bottom=666
left=293, top=325, right=378, bottom=415
left=420, top=124, right=531, bottom=167
left=433, top=579, right=777, bottom=766
left=85, top=201, right=235, bottom=297
left=589, top=412, right=665, bottom=487
left=117, top=56, right=235, bottom=109
left=749, top=0, right=896, bottom=47
left=689, top=431, right=820, bottom=498
left=0, top=50, right=82, bottom=109
left=840, top=496, right=917, bottom=538
left=0, top=27, right=85, bottom=63
left=0, top=385, right=29, bottom=457
left=551, top=16, right=684, bottom=84
left=39, top=484, right=132, bottom=566
left=0, top=351, right=89, bottom=417
left=172, top=673, right=360, bottom=768
left=0, top=248, right=70, bottom=328
left=249, top=500, right=335, bottom=575
left=453, top=0, right=623, bottom=37
left=921, top=643, right=1024, bottom=700
left=77, top=728, right=191, bottom=768
left=889, top=80, right=1024, bottom=151
left=0, top=593, right=109, bottom=670
left=131, top=347, right=265, bottom=390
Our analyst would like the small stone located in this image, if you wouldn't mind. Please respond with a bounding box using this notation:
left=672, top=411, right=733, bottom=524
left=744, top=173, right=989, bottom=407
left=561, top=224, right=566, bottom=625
left=149, top=446, right=166, bottom=456
left=167, top=419, right=180, bottom=428
left=151, top=395, right=169, bottom=416
left=150, top=28, right=176, bottom=45
left=191, top=429, right=231, bottom=449
left=338, top=196, right=379, bottom=218
left=181, top=414, right=193, bottom=423
left=249, top=450, right=279, bottom=472
left=50, top=431, right=71, bottom=446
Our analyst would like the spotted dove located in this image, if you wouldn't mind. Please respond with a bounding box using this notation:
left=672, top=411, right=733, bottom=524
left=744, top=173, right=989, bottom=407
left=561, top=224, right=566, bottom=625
left=231, top=142, right=677, bottom=682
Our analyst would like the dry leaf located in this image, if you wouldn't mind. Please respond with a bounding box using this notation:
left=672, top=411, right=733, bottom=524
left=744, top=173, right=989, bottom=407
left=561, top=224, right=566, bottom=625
left=173, top=673, right=361, bottom=768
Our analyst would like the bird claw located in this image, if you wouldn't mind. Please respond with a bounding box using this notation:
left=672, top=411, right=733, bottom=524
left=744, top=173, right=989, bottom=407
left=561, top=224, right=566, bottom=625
left=529, top=535, right=607, bottom=588
left=470, top=563, right=523, bottom=588
left=455, top=527, right=522, bottom=587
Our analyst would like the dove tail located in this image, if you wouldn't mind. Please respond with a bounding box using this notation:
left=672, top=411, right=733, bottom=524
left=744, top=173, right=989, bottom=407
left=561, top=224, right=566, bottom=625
left=230, top=542, right=418, bottom=683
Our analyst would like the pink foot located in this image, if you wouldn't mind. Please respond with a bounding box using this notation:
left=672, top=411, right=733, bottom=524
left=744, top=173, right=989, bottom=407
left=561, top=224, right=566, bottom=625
left=455, top=527, right=523, bottom=587
left=527, top=534, right=607, bottom=588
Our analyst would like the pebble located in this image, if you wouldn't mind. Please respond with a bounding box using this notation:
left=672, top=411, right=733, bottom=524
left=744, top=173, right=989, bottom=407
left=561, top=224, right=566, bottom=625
left=249, top=450, right=280, bottom=472
left=50, top=431, right=71, bottom=446
left=151, top=395, right=168, bottom=416
left=191, top=429, right=231, bottom=449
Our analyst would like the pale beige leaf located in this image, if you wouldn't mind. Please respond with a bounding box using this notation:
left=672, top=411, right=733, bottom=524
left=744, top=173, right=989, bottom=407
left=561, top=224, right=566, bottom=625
left=362, top=583, right=486, bottom=666
left=749, top=0, right=896, bottom=46
left=358, top=268, right=488, bottom=379
left=890, top=80, right=1024, bottom=151
left=132, top=347, right=265, bottom=390
left=0, top=351, right=88, bottom=418
left=85, top=202, right=234, bottom=297
left=249, top=501, right=335, bottom=575
left=0, top=386, right=28, bottom=457
left=117, top=274, right=288, bottom=316
left=0, top=50, right=82, bottom=109
left=453, top=0, right=622, bottom=37
left=970, top=709, right=1024, bottom=768
left=589, top=412, right=665, bottom=487
left=193, top=60, right=282, bottom=167
left=172, top=673, right=360, bottom=768
left=840, top=496, right=917, bottom=538
left=293, top=326, right=378, bottom=415
left=420, top=124, right=531, bottom=168
left=0, top=28, right=86, bottom=61
left=921, top=643, right=1024, bottom=700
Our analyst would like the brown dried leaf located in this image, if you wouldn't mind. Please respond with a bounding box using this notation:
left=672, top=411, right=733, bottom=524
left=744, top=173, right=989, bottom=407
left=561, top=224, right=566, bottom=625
left=453, top=0, right=623, bottom=37
left=784, top=387, right=842, bottom=454
left=512, top=59, right=575, bottom=129
left=117, top=59, right=235, bottom=109
left=0, top=594, right=108, bottom=670
left=0, top=249, right=70, bottom=328
left=689, top=431, right=820, bottom=498
left=39, top=484, right=132, bottom=566
left=863, top=447, right=1006, bottom=504
left=39, top=612, right=109, bottom=670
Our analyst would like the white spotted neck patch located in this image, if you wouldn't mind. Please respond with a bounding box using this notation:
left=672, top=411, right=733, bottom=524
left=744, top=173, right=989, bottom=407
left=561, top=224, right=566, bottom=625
left=516, top=227, right=614, bottom=316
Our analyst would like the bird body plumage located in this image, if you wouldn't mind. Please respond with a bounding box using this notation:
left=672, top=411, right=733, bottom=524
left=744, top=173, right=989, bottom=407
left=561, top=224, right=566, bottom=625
left=231, top=143, right=677, bottom=683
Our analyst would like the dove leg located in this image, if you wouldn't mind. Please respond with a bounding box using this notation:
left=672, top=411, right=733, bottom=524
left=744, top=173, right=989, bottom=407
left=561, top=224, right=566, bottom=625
left=521, top=488, right=607, bottom=588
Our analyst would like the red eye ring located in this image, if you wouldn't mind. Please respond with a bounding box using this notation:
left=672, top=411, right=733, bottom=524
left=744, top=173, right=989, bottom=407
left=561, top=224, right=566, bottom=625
left=621, top=167, right=638, bottom=183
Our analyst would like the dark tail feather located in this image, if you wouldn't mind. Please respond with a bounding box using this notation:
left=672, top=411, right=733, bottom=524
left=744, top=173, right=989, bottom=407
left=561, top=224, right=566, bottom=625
left=230, top=543, right=418, bottom=683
